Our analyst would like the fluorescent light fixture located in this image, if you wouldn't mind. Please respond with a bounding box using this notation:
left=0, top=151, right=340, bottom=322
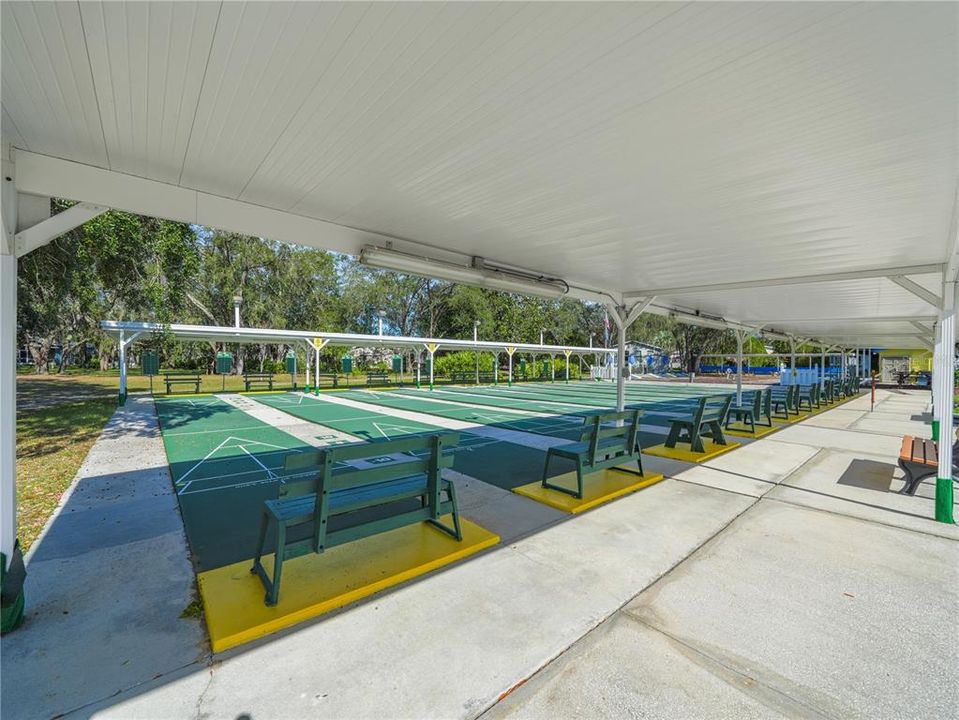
left=359, top=246, right=568, bottom=299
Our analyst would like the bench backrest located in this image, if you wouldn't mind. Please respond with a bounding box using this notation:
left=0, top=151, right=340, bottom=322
left=578, top=409, right=641, bottom=462
left=281, top=431, right=458, bottom=497
left=697, top=394, right=733, bottom=425
left=244, top=372, right=273, bottom=378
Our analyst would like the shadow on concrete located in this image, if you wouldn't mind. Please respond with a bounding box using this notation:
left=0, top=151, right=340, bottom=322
left=836, top=459, right=896, bottom=493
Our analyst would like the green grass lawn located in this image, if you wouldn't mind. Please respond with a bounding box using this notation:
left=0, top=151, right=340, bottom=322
left=16, top=396, right=117, bottom=553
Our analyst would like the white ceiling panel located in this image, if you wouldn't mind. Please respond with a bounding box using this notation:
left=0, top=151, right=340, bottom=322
left=1, top=1, right=956, bottom=348
left=78, top=0, right=220, bottom=183
left=1, top=1, right=106, bottom=166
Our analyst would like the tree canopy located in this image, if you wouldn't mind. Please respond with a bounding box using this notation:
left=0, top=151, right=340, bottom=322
left=17, top=205, right=757, bottom=374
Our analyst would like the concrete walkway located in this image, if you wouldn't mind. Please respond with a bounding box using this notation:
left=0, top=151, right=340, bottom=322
left=2, top=388, right=957, bottom=719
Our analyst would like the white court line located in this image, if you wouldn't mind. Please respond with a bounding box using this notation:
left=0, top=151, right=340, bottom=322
left=355, top=389, right=550, bottom=416
left=239, top=444, right=278, bottom=479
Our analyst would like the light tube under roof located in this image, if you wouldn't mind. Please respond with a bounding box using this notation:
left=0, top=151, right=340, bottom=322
left=359, top=246, right=568, bottom=299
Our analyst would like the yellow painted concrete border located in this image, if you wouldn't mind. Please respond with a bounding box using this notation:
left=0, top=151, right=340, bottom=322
left=513, top=468, right=665, bottom=513
left=198, top=517, right=498, bottom=653
left=643, top=439, right=741, bottom=463
left=723, top=423, right=780, bottom=439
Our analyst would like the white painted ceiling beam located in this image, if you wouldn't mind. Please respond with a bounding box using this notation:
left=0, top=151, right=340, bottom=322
left=14, top=202, right=107, bottom=257
left=13, top=150, right=619, bottom=307
left=747, top=315, right=938, bottom=324
left=624, top=264, right=943, bottom=299
left=887, top=275, right=942, bottom=308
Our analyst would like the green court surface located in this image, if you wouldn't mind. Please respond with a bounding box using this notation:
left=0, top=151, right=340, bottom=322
left=155, top=384, right=745, bottom=572
left=446, top=382, right=729, bottom=434
left=156, top=396, right=313, bottom=571
left=248, top=392, right=561, bottom=492
left=334, top=388, right=586, bottom=439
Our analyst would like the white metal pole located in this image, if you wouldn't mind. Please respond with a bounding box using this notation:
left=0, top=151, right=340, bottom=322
left=508, top=351, right=513, bottom=387
left=934, top=283, right=955, bottom=523
left=735, top=330, right=744, bottom=406
left=616, top=322, right=627, bottom=412
left=305, top=343, right=311, bottom=391
left=118, top=331, right=128, bottom=402
left=551, top=354, right=555, bottom=383
left=790, top=338, right=797, bottom=385
left=314, top=343, right=320, bottom=393
left=0, top=250, right=16, bottom=562
left=429, top=348, right=435, bottom=389
left=820, top=346, right=826, bottom=390
left=474, top=322, right=479, bottom=385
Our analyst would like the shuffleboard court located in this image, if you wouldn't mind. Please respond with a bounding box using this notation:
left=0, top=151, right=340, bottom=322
left=398, top=386, right=608, bottom=415
left=251, top=392, right=562, bottom=491
left=334, top=389, right=586, bottom=439
left=436, top=382, right=735, bottom=435
left=156, top=396, right=317, bottom=571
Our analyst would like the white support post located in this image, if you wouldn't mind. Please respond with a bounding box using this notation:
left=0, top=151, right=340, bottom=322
left=506, top=348, right=514, bottom=387
left=2, top=156, right=23, bottom=626
left=934, top=282, right=955, bottom=523
left=735, top=329, right=745, bottom=406
left=820, top=346, right=826, bottom=390
left=790, top=338, right=797, bottom=385
left=550, top=354, right=555, bottom=383
left=115, top=331, right=142, bottom=404
left=0, top=249, right=16, bottom=565
left=314, top=344, right=320, bottom=394
left=304, top=342, right=311, bottom=392
left=616, top=322, right=627, bottom=412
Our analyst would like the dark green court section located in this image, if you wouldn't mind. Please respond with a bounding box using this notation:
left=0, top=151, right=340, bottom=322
left=156, top=396, right=314, bottom=572
left=249, top=393, right=560, bottom=492
left=397, top=386, right=607, bottom=415
left=332, top=388, right=586, bottom=440
left=423, top=383, right=718, bottom=433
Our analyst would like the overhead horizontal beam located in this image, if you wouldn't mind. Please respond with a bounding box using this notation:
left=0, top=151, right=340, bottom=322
left=624, top=264, right=942, bottom=298
left=747, top=315, right=938, bottom=324
left=14, top=150, right=617, bottom=306
left=99, top=321, right=619, bottom=356
left=14, top=202, right=107, bottom=257
left=887, top=275, right=942, bottom=308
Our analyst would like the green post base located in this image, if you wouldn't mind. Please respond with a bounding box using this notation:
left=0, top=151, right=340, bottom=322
left=932, top=419, right=940, bottom=442
left=2, top=543, right=26, bottom=634
left=304, top=384, right=311, bottom=394
left=935, top=477, right=955, bottom=524
left=117, top=391, right=127, bottom=406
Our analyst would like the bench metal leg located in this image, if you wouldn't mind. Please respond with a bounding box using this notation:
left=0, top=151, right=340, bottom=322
left=665, top=422, right=683, bottom=449
left=688, top=424, right=705, bottom=453
left=426, top=484, right=463, bottom=541
left=704, top=421, right=726, bottom=447
left=264, top=522, right=287, bottom=606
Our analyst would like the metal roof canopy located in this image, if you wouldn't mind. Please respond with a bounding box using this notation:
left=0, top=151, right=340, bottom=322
left=3, top=1, right=959, bottom=558
left=2, top=1, right=956, bottom=349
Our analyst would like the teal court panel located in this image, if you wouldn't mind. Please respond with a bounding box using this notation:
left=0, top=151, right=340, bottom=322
left=156, top=396, right=316, bottom=572
left=251, top=392, right=562, bottom=493
left=337, top=388, right=587, bottom=440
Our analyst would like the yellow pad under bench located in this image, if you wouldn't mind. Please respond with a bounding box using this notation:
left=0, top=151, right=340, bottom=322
left=513, top=468, right=664, bottom=514
left=643, top=438, right=741, bottom=463
left=198, top=517, right=498, bottom=652
left=723, top=423, right=780, bottom=439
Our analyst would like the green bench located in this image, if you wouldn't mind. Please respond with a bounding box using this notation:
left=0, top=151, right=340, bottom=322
left=541, top=409, right=644, bottom=499
left=366, top=370, right=391, bottom=387
left=314, top=372, right=339, bottom=388
left=163, top=372, right=201, bottom=394
left=449, top=371, right=497, bottom=385
left=770, top=384, right=799, bottom=418
left=252, top=432, right=463, bottom=606
left=665, top=394, right=733, bottom=453
left=243, top=372, right=274, bottom=391
left=726, top=387, right=772, bottom=433
left=797, top=384, right=820, bottom=412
